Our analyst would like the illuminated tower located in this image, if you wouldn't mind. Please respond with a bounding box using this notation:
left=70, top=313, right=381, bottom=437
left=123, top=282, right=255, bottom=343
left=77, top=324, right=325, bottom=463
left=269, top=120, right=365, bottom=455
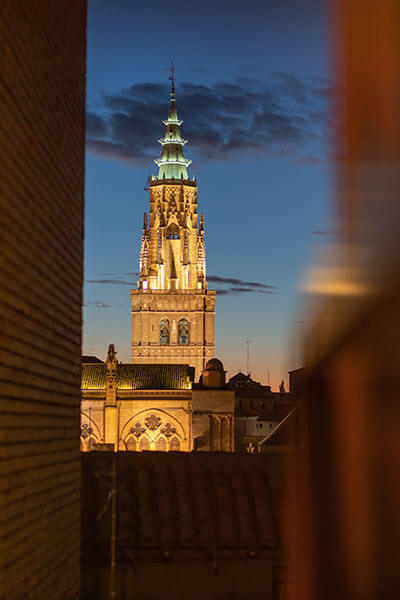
left=131, top=69, right=216, bottom=377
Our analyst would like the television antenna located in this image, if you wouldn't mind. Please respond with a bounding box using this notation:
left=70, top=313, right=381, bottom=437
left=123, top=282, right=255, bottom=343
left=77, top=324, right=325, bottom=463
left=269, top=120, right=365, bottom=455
left=245, top=340, right=252, bottom=377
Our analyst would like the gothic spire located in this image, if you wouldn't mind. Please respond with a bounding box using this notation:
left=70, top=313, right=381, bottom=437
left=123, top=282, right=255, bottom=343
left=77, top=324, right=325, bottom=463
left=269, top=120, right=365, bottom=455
left=154, top=64, right=192, bottom=180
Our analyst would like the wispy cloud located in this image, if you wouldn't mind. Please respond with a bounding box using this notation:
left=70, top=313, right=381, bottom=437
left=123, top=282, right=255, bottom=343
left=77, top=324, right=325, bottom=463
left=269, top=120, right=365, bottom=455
left=84, top=300, right=125, bottom=309
left=208, top=274, right=276, bottom=290
left=313, top=228, right=334, bottom=235
left=294, top=156, right=321, bottom=165
left=86, top=271, right=139, bottom=285
left=86, top=73, right=331, bottom=166
left=216, top=287, right=275, bottom=296
left=208, top=274, right=277, bottom=297
left=85, top=272, right=276, bottom=297
left=86, top=279, right=136, bottom=285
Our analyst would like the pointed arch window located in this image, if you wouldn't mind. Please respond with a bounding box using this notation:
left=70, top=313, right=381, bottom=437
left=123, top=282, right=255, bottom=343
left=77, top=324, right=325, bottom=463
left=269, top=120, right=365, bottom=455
left=167, top=225, right=179, bottom=239
left=169, top=436, right=181, bottom=451
left=126, top=437, right=137, bottom=451
left=139, top=436, right=150, bottom=451
left=155, top=436, right=167, bottom=452
left=178, top=318, right=189, bottom=345
left=160, top=318, right=170, bottom=345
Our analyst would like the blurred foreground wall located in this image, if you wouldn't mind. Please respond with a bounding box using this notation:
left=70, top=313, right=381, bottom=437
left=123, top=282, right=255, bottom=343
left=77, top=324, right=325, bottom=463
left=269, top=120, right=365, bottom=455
left=0, top=2, right=86, bottom=597
left=294, top=2, right=400, bottom=599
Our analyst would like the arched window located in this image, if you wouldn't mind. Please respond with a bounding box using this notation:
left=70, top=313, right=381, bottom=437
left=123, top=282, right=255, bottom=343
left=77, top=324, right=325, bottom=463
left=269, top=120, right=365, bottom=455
left=155, top=436, right=167, bottom=451
left=167, top=225, right=179, bottom=239
left=139, top=436, right=150, bottom=451
left=169, top=436, right=181, bottom=451
left=178, top=318, right=189, bottom=345
left=126, top=437, right=137, bottom=451
left=160, top=318, right=170, bottom=345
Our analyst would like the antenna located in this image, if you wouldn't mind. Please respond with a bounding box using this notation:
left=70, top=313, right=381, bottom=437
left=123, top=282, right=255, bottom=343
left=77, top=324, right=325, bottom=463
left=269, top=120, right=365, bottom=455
left=267, top=370, right=271, bottom=386
left=245, top=340, right=252, bottom=377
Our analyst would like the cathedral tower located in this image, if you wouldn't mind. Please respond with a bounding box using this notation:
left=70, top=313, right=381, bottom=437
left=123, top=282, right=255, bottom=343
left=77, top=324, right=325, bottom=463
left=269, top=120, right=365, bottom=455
left=131, top=71, right=216, bottom=377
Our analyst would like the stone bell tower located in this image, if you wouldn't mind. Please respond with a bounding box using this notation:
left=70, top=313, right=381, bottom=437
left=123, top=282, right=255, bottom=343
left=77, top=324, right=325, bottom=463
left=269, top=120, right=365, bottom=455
left=131, top=67, right=216, bottom=378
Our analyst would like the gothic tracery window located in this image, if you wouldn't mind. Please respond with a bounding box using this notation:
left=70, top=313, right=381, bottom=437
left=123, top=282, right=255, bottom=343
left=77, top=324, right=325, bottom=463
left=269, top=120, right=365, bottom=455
left=160, top=318, right=170, bottom=345
left=178, top=318, right=189, bottom=345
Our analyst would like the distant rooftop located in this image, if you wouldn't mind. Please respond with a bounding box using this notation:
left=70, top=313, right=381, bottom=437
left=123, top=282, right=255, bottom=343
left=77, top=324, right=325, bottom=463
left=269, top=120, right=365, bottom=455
left=81, top=355, right=104, bottom=364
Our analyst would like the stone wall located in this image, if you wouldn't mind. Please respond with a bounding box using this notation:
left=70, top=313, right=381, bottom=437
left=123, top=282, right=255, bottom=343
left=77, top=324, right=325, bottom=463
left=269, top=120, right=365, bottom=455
left=192, top=389, right=235, bottom=451
left=0, top=1, right=86, bottom=597
left=131, top=289, right=215, bottom=377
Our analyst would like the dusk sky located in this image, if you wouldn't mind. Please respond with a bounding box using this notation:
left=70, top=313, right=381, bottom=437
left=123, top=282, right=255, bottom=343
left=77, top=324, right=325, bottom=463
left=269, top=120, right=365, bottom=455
left=83, top=0, right=334, bottom=389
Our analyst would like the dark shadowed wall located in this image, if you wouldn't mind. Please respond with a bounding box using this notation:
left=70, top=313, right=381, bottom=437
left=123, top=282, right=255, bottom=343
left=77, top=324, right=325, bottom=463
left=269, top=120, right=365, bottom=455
left=293, top=1, right=400, bottom=599
left=0, top=1, right=86, bottom=597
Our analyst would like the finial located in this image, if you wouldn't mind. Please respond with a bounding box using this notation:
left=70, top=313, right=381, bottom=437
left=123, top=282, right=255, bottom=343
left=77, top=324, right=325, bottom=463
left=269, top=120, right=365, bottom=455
left=107, top=343, right=116, bottom=362
left=165, top=61, right=179, bottom=99
left=143, top=212, right=148, bottom=230
left=199, top=213, right=204, bottom=231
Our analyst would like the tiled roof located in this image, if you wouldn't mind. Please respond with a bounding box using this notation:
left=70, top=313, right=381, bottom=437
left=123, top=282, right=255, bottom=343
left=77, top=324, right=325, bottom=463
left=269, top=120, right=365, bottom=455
left=118, top=364, right=192, bottom=390
left=82, top=363, right=106, bottom=389
left=81, top=363, right=193, bottom=391
left=82, top=453, right=281, bottom=552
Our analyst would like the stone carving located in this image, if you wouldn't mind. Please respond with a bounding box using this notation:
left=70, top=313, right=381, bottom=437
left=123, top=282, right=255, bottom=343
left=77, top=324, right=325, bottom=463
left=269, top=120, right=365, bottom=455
left=145, top=414, right=162, bottom=431
left=81, top=422, right=93, bottom=440
left=160, top=422, right=176, bottom=438
left=130, top=423, right=146, bottom=438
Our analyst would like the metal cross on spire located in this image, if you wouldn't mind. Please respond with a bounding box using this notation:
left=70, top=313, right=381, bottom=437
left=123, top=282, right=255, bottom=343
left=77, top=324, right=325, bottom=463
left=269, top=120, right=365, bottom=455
left=165, top=61, right=179, bottom=97
left=165, top=60, right=178, bottom=82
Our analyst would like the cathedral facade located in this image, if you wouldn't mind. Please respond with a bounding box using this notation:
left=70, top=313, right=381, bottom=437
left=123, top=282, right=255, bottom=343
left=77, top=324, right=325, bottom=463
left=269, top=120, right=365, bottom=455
left=131, top=75, right=215, bottom=377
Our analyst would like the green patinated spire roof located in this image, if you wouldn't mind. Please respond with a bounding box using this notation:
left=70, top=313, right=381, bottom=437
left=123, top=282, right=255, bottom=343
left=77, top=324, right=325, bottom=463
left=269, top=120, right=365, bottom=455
left=154, top=73, right=192, bottom=180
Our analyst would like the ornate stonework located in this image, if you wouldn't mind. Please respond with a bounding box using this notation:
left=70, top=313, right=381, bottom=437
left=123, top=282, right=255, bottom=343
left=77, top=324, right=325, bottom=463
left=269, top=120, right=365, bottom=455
left=131, top=78, right=215, bottom=377
left=81, top=346, right=235, bottom=453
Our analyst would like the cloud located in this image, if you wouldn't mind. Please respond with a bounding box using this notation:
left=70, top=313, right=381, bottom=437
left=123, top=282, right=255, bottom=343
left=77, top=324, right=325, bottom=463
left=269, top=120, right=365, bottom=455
left=86, top=279, right=136, bottom=285
left=216, top=287, right=275, bottom=296
left=208, top=274, right=276, bottom=297
left=294, top=156, right=321, bottom=165
left=313, top=228, right=334, bottom=235
left=98, top=271, right=139, bottom=278
left=86, top=271, right=140, bottom=285
left=84, top=301, right=113, bottom=308
left=84, top=300, right=127, bottom=309
left=86, top=73, right=330, bottom=166
left=85, top=272, right=276, bottom=297
left=208, top=274, right=276, bottom=290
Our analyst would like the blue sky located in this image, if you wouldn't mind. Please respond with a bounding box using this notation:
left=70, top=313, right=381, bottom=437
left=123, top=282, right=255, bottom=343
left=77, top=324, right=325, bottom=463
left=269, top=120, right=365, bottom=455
left=83, top=0, right=334, bottom=388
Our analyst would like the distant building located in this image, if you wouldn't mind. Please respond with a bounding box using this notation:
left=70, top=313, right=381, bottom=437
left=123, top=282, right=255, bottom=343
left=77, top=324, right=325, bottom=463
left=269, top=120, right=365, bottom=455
left=81, top=345, right=234, bottom=452
left=227, top=372, right=296, bottom=452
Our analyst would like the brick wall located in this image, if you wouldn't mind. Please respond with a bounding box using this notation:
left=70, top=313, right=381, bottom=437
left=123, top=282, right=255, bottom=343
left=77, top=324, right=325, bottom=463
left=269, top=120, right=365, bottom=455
left=0, top=2, right=86, bottom=598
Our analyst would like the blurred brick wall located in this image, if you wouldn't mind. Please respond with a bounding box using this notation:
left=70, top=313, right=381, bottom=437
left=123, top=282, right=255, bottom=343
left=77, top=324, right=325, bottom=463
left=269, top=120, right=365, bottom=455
left=0, top=1, right=86, bottom=598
